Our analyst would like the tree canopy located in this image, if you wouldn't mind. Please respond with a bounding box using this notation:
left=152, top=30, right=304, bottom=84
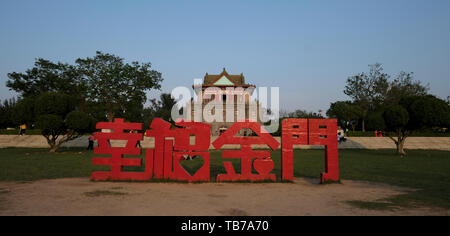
left=32, top=92, right=95, bottom=152
left=7, top=59, right=87, bottom=107
left=329, top=63, right=448, bottom=156
left=142, top=93, right=177, bottom=128
left=76, top=51, right=163, bottom=121
left=0, top=98, right=18, bottom=129
left=369, top=95, right=450, bottom=156
left=6, top=51, right=163, bottom=124
left=326, top=101, right=362, bottom=131
left=341, top=63, right=429, bottom=131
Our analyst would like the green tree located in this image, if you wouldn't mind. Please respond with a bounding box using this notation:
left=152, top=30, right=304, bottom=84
left=76, top=51, right=163, bottom=122
left=32, top=93, right=95, bottom=152
left=6, top=52, right=163, bottom=122
left=12, top=97, right=35, bottom=127
left=344, top=63, right=429, bottom=131
left=34, top=92, right=76, bottom=117
left=6, top=59, right=87, bottom=108
left=115, top=100, right=145, bottom=123
left=284, top=109, right=324, bottom=119
left=0, top=98, right=18, bottom=129
left=382, top=95, right=450, bottom=156
left=326, top=101, right=363, bottom=131
left=143, top=93, right=177, bottom=127
left=384, top=71, right=429, bottom=106
left=84, top=100, right=107, bottom=123
left=344, top=63, right=389, bottom=131
left=366, top=111, right=386, bottom=132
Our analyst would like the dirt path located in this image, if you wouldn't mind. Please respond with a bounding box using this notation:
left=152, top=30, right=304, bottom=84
left=0, top=178, right=448, bottom=216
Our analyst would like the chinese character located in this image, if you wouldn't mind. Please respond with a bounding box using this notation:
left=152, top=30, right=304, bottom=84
left=146, top=118, right=211, bottom=182
left=212, top=121, right=280, bottom=182
left=91, top=118, right=151, bottom=181
left=281, top=119, right=339, bottom=183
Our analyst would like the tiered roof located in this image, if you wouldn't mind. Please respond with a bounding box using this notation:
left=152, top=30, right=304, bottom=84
left=201, top=68, right=255, bottom=88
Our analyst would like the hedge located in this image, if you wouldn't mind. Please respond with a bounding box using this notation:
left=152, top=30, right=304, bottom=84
left=347, top=131, right=450, bottom=137
left=0, top=129, right=43, bottom=135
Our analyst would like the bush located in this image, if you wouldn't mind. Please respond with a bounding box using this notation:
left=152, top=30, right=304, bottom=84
left=12, top=97, right=35, bottom=125
left=347, top=131, right=450, bottom=137
left=36, top=114, right=66, bottom=136
left=31, top=93, right=95, bottom=152
left=34, top=93, right=76, bottom=117
left=65, top=111, right=96, bottom=133
left=0, top=129, right=42, bottom=135
left=347, top=131, right=378, bottom=137
left=366, top=112, right=386, bottom=131
left=383, top=105, right=409, bottom=131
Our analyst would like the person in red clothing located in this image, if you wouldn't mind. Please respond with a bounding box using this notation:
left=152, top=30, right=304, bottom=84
left=87, top=134, right=95, bottom=150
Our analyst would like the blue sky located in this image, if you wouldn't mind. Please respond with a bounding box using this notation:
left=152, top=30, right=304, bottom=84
left=1, top=0, right=449, bottom=113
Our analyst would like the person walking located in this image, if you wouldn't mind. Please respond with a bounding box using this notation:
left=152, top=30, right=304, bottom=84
left=134, top=130, right=142, bottom=148
left=19, top=124, right=27, bottom=136
left=337, top=132, right=347, bottom=143
left=87, top=134, right=95, bottom=150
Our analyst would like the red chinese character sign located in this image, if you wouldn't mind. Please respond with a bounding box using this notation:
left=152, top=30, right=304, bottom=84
left=309, top=119, right=339, bottom=183
left=91, top=118, right=340, bottom=183
left=91, top=118, right=151, bottom=181
left=281, top=119, right=339, bottom=183
left=212, top=121, right=280, bottom=182
left=91, top=118, right=211, bottom=182
left=145, top=118, right=211, bottom=182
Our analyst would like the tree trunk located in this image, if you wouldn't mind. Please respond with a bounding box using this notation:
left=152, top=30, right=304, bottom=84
left=78, top=96, right=86, bottom=113
left=45, top=132, right=79, bottom=153
left=387, top=130, right=408, bottom=157
left=49, top=145, right=59, bottom=153
left=106, top=98, right=114, bottom=122
left=396, top=139, right=407, bottom=156
left=108, top=110, right=114, bottom=122
left=361, top=108, right=369, bottom=132
left=44, top=135, right=59, bottom=153
left=47, top=139, right=59, bottom=153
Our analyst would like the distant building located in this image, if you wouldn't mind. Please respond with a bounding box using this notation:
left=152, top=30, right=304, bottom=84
left=189, top=68, right=262, bottom=136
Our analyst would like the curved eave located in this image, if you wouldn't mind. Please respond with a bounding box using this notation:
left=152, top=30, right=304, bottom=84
left=192, top=85, right=256, bottom=89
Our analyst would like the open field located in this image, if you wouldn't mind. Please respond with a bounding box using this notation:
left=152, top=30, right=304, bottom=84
left=1, top=135, right=450, bottom=151
left=0, top=148, right=449, bottom=215
left=1, top=177, right=448, bottom=216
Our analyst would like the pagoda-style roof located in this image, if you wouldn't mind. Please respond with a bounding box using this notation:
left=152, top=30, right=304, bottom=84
left=201, top=68, right=255, bottom=88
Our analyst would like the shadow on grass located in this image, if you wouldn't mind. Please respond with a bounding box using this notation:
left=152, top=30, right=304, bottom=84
left=346, top=194, right=423, bottom=211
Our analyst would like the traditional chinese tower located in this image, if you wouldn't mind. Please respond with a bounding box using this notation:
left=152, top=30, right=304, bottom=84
left=190, top=68, right=261, bottom=136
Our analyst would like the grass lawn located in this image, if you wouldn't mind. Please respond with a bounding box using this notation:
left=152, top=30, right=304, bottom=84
left=0, top=148, right=449, bottom=209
